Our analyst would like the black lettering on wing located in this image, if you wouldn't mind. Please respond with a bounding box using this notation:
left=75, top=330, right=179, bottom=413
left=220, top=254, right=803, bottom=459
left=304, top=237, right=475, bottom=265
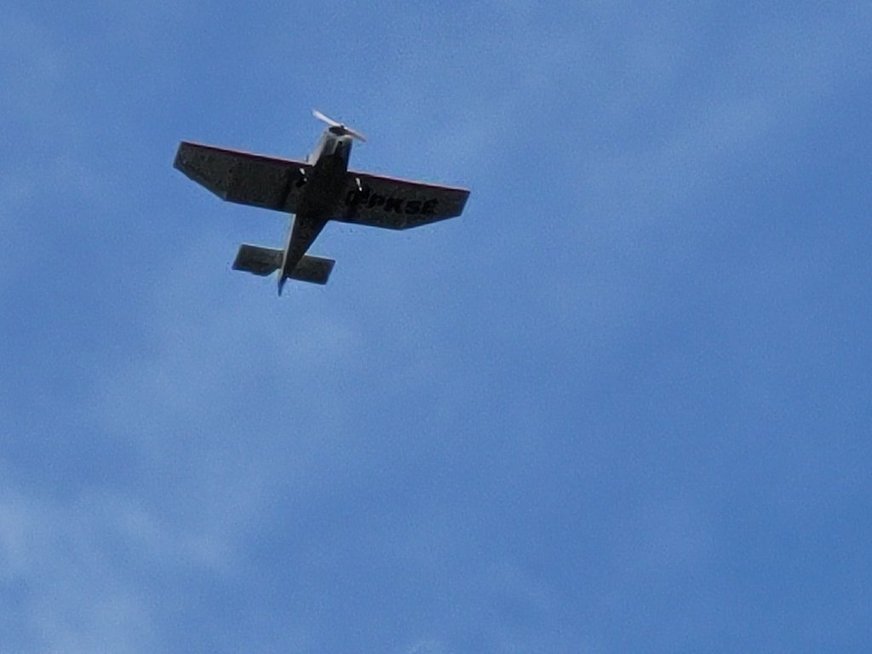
left=345, top=186, right=370, bottom=207
left=422, top=199, right=437, bottom=215
left=385, top=197, right=404, bottom=213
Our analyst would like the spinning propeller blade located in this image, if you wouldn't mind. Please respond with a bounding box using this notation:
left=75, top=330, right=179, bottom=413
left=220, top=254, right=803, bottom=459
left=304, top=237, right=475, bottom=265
left=312, top=109, right=367, bottom=142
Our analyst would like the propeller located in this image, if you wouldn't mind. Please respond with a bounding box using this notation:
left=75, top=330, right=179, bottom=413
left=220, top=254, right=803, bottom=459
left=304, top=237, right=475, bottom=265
left=312, top=109, right=367, bottom=142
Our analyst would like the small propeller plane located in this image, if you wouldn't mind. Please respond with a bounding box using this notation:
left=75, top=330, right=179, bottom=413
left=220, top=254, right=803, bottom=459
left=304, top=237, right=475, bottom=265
left=174, top=110, right=470, bottom=294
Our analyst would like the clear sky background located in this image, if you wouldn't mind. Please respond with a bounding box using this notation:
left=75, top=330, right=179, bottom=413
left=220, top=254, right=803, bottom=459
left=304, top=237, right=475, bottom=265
left=2, top=2, right=871, bottom=652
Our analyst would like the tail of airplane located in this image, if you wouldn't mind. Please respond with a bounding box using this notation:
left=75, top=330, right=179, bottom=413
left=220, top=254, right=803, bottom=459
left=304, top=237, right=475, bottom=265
left=232, top=244, right=334, bottom=292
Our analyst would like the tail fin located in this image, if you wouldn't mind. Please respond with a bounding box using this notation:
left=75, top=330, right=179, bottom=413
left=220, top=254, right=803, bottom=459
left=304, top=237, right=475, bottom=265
left=233, top=244, right=335, bottom=287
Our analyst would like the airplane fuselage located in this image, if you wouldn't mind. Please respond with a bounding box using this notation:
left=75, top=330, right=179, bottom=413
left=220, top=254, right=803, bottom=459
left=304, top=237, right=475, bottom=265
left=279, top=130, right=354, bottom=292
left=298, top=131, right=353, bottom=215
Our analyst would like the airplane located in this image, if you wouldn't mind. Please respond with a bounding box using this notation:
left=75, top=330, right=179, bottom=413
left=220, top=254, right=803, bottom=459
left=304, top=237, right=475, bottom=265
left=174, top=110, right=470, bottom=294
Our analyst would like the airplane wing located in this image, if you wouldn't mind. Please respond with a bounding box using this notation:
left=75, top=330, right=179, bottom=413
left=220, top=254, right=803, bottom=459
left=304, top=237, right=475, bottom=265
left=174, top=142, right=310, bottom=213
left=335, top=170, right=470, bottom=229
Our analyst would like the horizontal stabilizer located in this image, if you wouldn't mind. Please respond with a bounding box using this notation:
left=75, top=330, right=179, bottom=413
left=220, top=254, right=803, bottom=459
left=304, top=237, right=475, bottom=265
left=233, top=244, right=283, bottom=276
left=288, top=255, right=335, bottom=285
left=232, top=244, right=335, bottom=285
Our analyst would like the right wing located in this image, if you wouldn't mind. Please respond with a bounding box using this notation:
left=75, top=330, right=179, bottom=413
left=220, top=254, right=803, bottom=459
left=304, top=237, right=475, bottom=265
left=174, top=142, right=310, bottom=213
left=335, top=170, right=470, bottom=229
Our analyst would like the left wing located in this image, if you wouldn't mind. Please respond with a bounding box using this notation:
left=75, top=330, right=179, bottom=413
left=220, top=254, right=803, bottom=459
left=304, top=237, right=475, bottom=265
left=335, top=170, right=470, bottom=229
left=174, top=142, right=310, bottom=214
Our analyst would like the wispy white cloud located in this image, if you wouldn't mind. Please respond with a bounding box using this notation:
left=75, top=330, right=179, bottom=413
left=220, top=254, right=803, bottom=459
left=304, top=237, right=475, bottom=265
left=0, top=483, right=159, bottom=653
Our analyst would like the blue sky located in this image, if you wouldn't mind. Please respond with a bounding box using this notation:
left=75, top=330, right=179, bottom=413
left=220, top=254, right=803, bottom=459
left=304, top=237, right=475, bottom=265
left=2, top=2, right=871, bottom=652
